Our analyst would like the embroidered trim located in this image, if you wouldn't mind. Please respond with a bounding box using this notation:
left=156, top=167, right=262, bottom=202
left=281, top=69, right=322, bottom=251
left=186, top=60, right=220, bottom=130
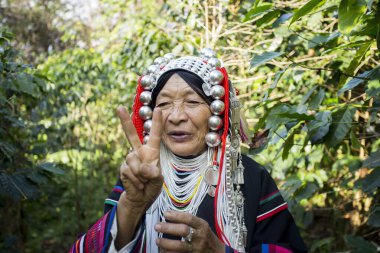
left=262, top=244, right=293, bottom=253
left=256, top=203, right=288, bottom=222
left=104, top=198, right=118, bottom=206
left=259, top=190, right=281, bottom=205
left=112, top=186, right=124, bottom=193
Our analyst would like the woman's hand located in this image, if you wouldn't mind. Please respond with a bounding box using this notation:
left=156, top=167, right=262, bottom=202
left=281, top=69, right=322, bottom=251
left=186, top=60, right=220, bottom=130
left=116, top=106, right=164, bottom=212
left=154, top=211, right=225, bottom=253
left=114, top=106, right=164, bottom=249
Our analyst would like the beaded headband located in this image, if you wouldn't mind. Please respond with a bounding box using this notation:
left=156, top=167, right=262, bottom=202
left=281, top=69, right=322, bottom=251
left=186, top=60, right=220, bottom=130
left=132, top=48, right=235, bottom=148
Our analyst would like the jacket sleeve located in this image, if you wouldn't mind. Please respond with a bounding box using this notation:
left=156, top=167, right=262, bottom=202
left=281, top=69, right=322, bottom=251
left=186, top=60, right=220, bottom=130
left=241, top=156, right=308, bottom=253
left=69, top=179, right=145, bottom=253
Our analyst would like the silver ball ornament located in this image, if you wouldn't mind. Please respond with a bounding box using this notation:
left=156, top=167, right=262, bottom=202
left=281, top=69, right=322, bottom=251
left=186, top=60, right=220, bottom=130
left=208, top=58, right=221, bottom=68
left=164, top=53, right=176, bottom=60
left=147, top=65, right=160, bottom=75
left=143, top=119, right=153, bottom=133
left=140, top=75, right=155, bottom=90
left=205, top=132, right=221, bottom=147
left=139, top=106, right=153, bottom=120
left=154, top=57, right=168, bottom=67
left=139, top=91, right=152, bottom=105
left=143, top=135, right=149, bottom=145
left=201, top=48, right=216, bottom=58
left=210, top=100, right=225, bottom=115
left=208, top=115, right=223, bottom=131
left=209, top=70, right=224, bottom=85
left=210, top=85, right=225, bottom=99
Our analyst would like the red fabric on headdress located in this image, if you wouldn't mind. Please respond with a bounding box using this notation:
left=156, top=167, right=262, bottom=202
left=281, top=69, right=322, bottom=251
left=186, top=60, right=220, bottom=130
left=214, top=66, right=231, bottom=245
left=132, top=76, right=145, bottom=143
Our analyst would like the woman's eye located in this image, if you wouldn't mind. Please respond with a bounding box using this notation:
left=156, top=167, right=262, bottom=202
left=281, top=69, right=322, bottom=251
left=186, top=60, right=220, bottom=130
left=186, top=100, right=202, bottom=105
left=156, top=102, right=170, bottom=108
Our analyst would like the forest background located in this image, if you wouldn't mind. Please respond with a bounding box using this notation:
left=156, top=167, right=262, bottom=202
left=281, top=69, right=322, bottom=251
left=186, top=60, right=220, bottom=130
left=1, top=0, right=379, bottom=252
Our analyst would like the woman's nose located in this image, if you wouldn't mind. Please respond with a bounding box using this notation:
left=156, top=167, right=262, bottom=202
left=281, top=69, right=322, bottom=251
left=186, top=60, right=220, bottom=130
left=167, top=103, right=188, bottom=125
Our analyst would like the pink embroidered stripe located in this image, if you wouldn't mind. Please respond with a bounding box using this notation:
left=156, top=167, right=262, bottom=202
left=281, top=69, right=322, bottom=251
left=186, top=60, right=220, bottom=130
left=256, top=203, right=288, bottom=222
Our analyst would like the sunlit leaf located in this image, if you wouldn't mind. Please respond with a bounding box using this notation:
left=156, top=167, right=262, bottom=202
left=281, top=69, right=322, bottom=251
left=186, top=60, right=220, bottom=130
left=325, top=106, right=357, bottom=147
left=290, top=0, right=327, bottom=25
left=244, top=3, right=273, bottom=21
left=256, top=10, right=281, bottom=27
left=338, top=0, right=367, bottom=34
left=363, top=149, right=380, bottom=168
left=38, top=162, right=65, bottom=175
left=338, top=66, right=380, bottom=95
left=250, top=51, right=284, bottom=68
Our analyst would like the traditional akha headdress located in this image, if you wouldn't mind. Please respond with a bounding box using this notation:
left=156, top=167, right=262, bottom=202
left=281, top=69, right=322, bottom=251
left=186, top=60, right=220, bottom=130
left=131, top=48, right=247, bottom=252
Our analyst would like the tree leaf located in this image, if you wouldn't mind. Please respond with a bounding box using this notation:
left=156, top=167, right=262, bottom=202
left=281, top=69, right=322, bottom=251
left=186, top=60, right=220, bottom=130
left=325, top=106, right=357, bottom=147
left=363, top=149, right=380, bottom=168
left=290, top=0, right=327, bottom=25
left=250, top=51, right=284, bottom=68
left=256, top=10, right=281, bottom=27
left=295, top=183, right=318, bottom=201
left=368, top=206, right=380, bottom=227
left=273, top=13, right=293, bottom=27
left=350, top=129, right=361, bottom=150
left=309, top=89, right=325, bottom=109
left=345, top=235, right=377, bottom=253
left=338, top=66, right=380, bottom=95
left=282, top=128, right=295, bottom=160
left=244, top=3, right=273, bottom=21
left=338, top=0, right=367, bottom=34
left=356, top=168, right=380, bottom=192
left=308, top=111, right=332, bottom=144
left=38, top=162, right=65, bottom=175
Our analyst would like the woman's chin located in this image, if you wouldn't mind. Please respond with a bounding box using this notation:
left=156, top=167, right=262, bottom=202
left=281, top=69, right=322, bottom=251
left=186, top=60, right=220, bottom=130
left=165, top=141, right=207, bottom=157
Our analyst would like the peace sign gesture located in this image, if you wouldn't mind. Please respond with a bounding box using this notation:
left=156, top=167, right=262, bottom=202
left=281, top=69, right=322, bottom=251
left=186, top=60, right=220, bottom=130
left=116, top=106, right=164, bottom=211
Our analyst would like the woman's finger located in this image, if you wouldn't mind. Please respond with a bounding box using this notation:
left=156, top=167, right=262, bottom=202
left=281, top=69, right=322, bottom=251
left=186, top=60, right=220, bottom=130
left=116, top=106, right=142, bottom=151
left=146, top=108, right=163, bottom=151
left=120, top=162, right=144, bottom=190
left=126, top=152, right=148, bottom=183
left=163, top=210, right=205, bottom=229
left=156, top=238, right=189, bottom=253
left=154, top=222, right=190, bottom=237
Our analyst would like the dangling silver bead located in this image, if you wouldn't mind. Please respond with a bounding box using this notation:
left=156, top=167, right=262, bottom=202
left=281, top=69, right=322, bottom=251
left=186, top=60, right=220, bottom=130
left=209, top=70, right=224, bottom=85
left=210, top=85, right=225, bottom=99
left=143, top=119, right=153, bottom=133
left=208, top=58, right=221, bottom=68
left=208, top=115, right=223, bottom=131
left=139, top=91, right=152, bottom=105
left=210, top=100, right=225, bottom=115
left=147, top=65, right=160, bottom=75
left=139, top=106, right=153, bottom=120
left=201, top=48, right=216, bottom=58
left=140, top=75, right=155, bottom=90
left=143, top=135, right=149, bottom=144
left=205, top=132, right=221, bottom=147
left=164, top=53, right=176, bottom=60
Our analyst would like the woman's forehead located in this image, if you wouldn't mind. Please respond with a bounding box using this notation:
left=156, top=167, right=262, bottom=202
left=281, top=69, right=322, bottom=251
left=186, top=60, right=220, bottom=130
left=157, top=74, right=199, bottom=98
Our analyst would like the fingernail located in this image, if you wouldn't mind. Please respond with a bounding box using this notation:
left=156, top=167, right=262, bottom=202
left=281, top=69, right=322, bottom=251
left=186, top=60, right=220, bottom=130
left=155, top=224, right=161, bottom=231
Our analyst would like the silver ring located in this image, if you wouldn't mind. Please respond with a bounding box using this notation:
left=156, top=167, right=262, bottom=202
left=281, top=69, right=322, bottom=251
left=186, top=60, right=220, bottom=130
left=186, top=227, right=194, bottom=243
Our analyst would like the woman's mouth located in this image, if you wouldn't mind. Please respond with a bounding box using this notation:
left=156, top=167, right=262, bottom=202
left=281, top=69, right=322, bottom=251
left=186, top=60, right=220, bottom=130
left=167, top=131, right=192, bottom=142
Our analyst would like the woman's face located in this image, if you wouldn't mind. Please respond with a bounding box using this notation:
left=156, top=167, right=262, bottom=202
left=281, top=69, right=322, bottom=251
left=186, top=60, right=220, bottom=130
left=155, top=74, right=211, bottom=157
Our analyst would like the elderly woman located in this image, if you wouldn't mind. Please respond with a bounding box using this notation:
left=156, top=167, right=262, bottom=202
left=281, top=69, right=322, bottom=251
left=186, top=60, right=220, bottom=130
left=70, top=49, right=307, bottom=253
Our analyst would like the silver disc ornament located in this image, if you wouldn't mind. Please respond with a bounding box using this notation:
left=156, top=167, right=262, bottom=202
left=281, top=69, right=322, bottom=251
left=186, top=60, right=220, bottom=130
left=207, top=58, right=221, bottom=68
left=201, top=48, right=216, bottom=58
left=208, top=186, right=216, bottom=197
left=205, top=165, right=219, bottom=186
left=208, top=115, right=223, bottom=131
left=143, top=135, right=149, bottom=144
left=209, top=70, right=224, bottom=85
left=210, top=85, right=225, bottom=99
left=147, top=65, right=160, bottom=75
left=143, top=119, right=153, bottom=133
left=210, top=100, right=225, bottom=115
left=139, top=106, right=153, bottom=120
left=141, top=75, right=155, bottom=90
left=139, top=91, right=152, bottom=105
left=205, top=132, right=221, bottom=147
